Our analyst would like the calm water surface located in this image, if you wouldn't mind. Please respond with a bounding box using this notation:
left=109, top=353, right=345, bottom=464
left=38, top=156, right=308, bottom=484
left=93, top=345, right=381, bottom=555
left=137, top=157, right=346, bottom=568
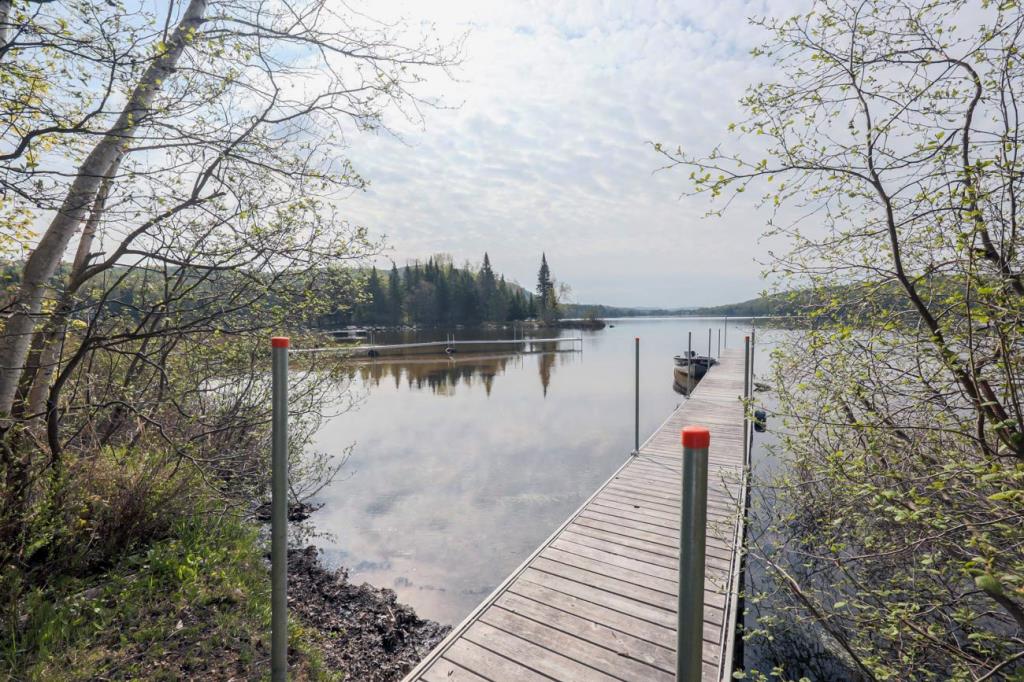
left=309, top=317, right=755, bottom=624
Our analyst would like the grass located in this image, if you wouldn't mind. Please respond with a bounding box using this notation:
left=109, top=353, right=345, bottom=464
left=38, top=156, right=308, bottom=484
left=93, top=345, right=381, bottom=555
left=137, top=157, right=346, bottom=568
left=3, top=511, right=340, bottom=681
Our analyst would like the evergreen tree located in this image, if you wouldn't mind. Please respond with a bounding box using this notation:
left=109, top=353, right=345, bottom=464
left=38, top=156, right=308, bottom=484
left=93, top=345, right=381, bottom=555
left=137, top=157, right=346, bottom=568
left=453, top=269, right=481, bottom=325
left=388, top=264, right=402, bottom=323
left=409, top=262, right=422, bottom=290
left=334, top=256, right=552, bottom=327
left=536, top=253, right=557, bottom=321
left=433, top=265, right=450, bottom=323
left=493, top=274, right=510, bottom=321
left=507, top=290, right=525, bottom=320
left=537, top=253, right=552, bottom=299
left=480, top=252, right=497, bottom=320
left=371, top=267, right=390, bottom=322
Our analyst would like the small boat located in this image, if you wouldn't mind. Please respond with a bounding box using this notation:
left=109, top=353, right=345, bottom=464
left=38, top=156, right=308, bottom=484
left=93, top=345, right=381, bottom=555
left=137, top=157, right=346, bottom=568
left=672, top=351, right=717, bottom=379
left=672, top=370, right=691, bottom=395
left=330, top=326, right=369, bottom=341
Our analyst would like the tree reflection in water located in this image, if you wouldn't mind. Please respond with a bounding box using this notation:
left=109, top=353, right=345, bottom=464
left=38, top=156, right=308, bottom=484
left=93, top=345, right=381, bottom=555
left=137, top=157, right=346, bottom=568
left=352, top=351, right=578, bottom=398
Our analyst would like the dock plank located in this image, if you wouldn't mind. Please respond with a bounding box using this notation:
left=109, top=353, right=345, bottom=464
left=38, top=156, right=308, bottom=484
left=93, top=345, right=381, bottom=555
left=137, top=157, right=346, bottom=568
left=404, top=348, right=749, bottom=682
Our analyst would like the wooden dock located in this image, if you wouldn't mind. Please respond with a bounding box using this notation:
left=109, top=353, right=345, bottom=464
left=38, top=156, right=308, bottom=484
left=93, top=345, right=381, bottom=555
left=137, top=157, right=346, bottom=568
left=402, top=348, right=750, bottom=682
left=293, top=337, right=583, bottom=358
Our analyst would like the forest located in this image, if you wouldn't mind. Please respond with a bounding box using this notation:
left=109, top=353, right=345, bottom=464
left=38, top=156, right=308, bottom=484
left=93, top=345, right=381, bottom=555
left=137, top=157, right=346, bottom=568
left=333, top=253, right=560, bottom=327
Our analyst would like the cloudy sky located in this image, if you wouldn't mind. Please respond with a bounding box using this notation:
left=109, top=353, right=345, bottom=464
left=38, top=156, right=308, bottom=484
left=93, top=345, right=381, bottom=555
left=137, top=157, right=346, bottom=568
left=339, top=0, right=803, bottom=308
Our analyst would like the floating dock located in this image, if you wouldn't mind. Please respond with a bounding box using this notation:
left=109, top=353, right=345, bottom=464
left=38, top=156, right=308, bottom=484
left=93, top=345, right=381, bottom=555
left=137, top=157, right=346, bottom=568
left=402, top=348, right=750, bottom=681
left=295, top=337, right=583, bottom=358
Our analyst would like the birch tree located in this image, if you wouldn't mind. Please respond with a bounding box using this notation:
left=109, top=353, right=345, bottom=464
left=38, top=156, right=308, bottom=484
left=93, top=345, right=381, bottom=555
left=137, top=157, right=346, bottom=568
left=0, top=0, right=456, bottom=564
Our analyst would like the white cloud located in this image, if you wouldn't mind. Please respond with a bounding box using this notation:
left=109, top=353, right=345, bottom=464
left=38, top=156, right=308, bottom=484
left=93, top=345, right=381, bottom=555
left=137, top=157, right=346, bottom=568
left=334, top=0, right=806, bottom=306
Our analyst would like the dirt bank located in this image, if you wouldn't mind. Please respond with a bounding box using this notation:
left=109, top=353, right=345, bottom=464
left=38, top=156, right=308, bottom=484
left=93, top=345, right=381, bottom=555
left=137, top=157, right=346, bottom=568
left=287, top=546, right=450, bottom=681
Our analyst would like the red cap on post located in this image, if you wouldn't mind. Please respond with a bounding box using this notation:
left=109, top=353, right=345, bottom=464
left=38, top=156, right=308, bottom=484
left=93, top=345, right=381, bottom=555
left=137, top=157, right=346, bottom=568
left=681, top=425, right=711, bottom=449
left=271, top=337, right=290, bottom=348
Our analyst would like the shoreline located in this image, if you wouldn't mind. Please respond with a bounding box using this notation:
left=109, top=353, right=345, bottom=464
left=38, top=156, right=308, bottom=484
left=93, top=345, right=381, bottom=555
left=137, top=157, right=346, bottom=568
left=287, top=546, right=450, bottom=681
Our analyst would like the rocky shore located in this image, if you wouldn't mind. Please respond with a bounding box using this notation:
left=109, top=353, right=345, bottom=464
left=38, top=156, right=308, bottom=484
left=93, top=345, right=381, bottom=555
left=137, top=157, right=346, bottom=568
left=287, top=546, right=450, bottom=681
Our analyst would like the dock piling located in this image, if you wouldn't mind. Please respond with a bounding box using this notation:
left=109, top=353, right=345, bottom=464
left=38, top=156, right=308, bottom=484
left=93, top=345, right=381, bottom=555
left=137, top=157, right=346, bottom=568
left=743, top=336, right=750, bottom=465
left=270, top=337, right=289, bottom=682
left=678, top=426, right=710, bottom=682
left=750, top=325, right=756, bottom=386
left=687, top=332, right=693, bottom=392
left=633, top=336, right=639, bottom=455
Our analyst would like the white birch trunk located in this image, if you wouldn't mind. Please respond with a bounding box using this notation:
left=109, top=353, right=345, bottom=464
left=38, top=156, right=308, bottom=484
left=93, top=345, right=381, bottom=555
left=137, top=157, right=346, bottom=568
left=0, top=0, right=208, bottom=417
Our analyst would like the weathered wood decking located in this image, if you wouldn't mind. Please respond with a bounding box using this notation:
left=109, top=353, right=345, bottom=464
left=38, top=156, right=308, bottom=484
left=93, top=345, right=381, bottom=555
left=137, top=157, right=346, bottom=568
left=403, top=349, right=749, bottom=682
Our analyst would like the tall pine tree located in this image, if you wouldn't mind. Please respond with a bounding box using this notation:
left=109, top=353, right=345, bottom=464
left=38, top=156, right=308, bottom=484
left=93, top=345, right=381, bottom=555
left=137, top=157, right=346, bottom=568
left=364, top=267, right=387, bottom=324
left=536, top=253, right=556, bottom=321
left=388, top=264, right=402, bottom=323
left=479, top=252, right=497, bottom=320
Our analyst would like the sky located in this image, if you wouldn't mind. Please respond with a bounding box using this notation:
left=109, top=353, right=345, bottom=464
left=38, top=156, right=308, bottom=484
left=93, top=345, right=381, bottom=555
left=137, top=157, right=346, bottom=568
left=334, top=0, right=804, bottom=308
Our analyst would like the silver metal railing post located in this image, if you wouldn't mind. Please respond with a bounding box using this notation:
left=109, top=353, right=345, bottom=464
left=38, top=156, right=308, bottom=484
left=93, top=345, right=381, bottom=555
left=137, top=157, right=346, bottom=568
left=687, top=332, right=692, bottom=392
left=633, top=336, right=640, bottom=455
left=743, top=335, right=750, bottom=466
left=271, top=336, right=289, bottom=682
left=678, top=425, right=710, bottom=681
left=750, top=325, right=756, bottom=388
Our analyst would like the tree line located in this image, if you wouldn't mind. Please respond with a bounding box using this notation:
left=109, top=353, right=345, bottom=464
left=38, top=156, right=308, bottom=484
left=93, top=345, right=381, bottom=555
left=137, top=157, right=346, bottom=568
left=331, top=253, right=563, bottom=327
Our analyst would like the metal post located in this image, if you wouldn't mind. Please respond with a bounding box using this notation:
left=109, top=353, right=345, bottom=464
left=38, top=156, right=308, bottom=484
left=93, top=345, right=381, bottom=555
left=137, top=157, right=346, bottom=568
left=743, top=336, right=750, bottom=466
left=634, top=337, right=640, bottom=454
left=271, top=337, right=289, bottom=682
left=687, top=332, right=692, bottom=391
left=717, top=328, right=721, bottom=358
left=724, top=316, right=728, bottom=348
left=750, top=324, right=756, bottom=386
left=678, top=425, right=709, bottom=682
left=707, top=328, right=711, bottom=359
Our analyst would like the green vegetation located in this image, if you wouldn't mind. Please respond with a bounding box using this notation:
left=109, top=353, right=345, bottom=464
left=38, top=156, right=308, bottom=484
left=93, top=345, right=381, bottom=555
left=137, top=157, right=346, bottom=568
left=687, top=283, right=914, bottom=319
left=566, top=280, right=962, bottom=320
left=4, top=453, right=334, bottom=681
left=558, top=302, right=685, bottom=318
left=341, top=253, right=564, bottom=327
left=0, top=1, right=456, bottom=679
left=662, top=0, right=1024, bottom=679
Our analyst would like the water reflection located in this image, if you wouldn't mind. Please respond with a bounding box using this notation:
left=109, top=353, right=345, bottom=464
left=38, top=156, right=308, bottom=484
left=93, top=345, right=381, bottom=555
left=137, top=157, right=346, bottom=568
left=310, top=319, right=752, bottom=625
left=308, top=323, right=855, bottom=677
left=356, top=355, right=515, bottom=396
left=538, top=352, right=555, bottom=396
left=351, top=350, right=578, bottom=398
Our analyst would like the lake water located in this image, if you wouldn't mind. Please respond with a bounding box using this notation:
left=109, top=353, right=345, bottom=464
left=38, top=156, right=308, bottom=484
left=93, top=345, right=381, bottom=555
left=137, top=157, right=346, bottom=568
left=306, top=318, right=859, bottom=676
left=309, top=317, right=762, bottom=625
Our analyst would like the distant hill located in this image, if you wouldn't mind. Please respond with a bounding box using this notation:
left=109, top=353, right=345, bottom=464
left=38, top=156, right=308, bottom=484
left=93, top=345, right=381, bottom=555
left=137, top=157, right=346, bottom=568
left=686, top=291, right=800, bottom=317
left=561, top=303, right=695, bottom=318
left=567, top=284, right=905, bottom=319
left=573, top=278, right=937, bottom=317
left=562, top=293, right=797, bottom=318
